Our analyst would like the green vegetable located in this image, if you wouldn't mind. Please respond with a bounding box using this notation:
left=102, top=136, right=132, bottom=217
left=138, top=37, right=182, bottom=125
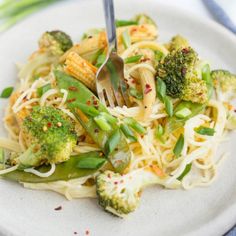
left=39, top=30, right=73, bottom=56
left=95, top=53, right=106, bottom=68
left=173, top=134, right=184, bottom=158
left=123, top=117, right=146, bottom=134
left=0, top=148, right=4, bottom=163
left=175, top=107, right=192, bottom=118
left=124, top=55, right=142, bottom=64
left=157, top=47, right=208, bottom=104
left=154, top=50, right=164, bottom=61
left=166, top=35, right=189, bottom=52
left=15, top=106, right=77, bottom=168
left=129, top=87, right=143, bottom=100
left=55, top=70, right=131, bottom=173
left=81, top=28, right=103, bottom=40
left=121, top=30, right=131, bottom=49
left=105, top=129, right=121, bottom=155
left=211, top=69, right=236, bottom=102
left=120, top=124, right=137, bottom=142
left=165, top=101, right=205, bottom=133
left=155, top=124, right=164, bottom=142
left=4, top=152, right=104, bottom=183
left=195, top=126, right=215, bottom=136
left=115, top=20, right=137, bottom=27
left=70, top=102, right=100, bottom=117
left=100, top=112, right=117, bottom=125
left=37, top=84, right=51, bottom=97
left=0, top=86, right=14, bottom=98
left=94, top=115, right=111, bottom=131
left=96, top=168, right=180, bottom=217
left=177, top=163, right=192, bottom=181
left=156, top=77, right=166, bottom=101
left=202, top=64, right=213, bottom=99
left=164, top=96, right=173, bottom=117
left=77, top=153, right=106, bottom=169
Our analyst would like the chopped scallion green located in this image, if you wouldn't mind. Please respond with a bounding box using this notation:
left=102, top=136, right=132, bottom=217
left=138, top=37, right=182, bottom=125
left=120, top=124, right=137, bottom=142
left=156, top=77, right=166, bottom=102
left=175, top=107, right=192, bottom=118
left=195, top=126, right=215, bottom=136
left=123, top=117, right=146, bottom=134
left=115, top=20, right=138, bottom=27
left=124, top=55, right=142, bottom=64
left=77, top=156, right=106, bottom=169
left=121, top=30, right=131, bottom=49
left=164, top=96, right=173, bottom=117
left=94, top=115, right=111, bottom=131
left=173, top=134, right=184, bottom=158
left=0, top=86, right=14, bottom=98
left=105, top=129, right=121, bottom=154
left=177, top=163, right=192, bottom=180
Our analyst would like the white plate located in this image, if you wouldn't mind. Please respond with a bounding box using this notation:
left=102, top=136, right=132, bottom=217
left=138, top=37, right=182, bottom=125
left=0, top=0, right=236, bottom=235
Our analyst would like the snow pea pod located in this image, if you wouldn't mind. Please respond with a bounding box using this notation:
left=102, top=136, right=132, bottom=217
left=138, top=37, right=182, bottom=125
left=3, top=152, right=104, bottom=183
left=55, top=70, right=131, bottom=173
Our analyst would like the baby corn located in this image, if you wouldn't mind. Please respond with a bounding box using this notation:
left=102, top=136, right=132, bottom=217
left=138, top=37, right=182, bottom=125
left=64, top=52, right=97, bottom=91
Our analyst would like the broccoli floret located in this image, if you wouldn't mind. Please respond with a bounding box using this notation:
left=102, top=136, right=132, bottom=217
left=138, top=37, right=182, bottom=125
left=211, top=70, right=236, bottom=102
left=96, top=168, right=180, bottom=217
left=132, top=14, right=156, bottom=26
left=39, top=30, right=73, bottom=56
left=17, top=106, right=77, bottom=168
left=157, top=47, right=208, bottom=104
left=165, top=35, right=190, bottom=52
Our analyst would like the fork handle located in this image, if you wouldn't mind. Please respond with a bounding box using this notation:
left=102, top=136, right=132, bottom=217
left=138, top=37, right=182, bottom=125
left=103, top=0, right=117, bottom=53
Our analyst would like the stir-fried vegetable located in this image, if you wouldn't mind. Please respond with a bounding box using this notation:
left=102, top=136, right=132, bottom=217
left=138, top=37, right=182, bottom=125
left=55, top=70, right=131, bottom=173
left=4, top=152, right=105, bottom=183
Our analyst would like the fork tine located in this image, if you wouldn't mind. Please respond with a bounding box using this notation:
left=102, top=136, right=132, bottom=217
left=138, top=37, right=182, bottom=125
left=103, top=85, right=116, bottom=108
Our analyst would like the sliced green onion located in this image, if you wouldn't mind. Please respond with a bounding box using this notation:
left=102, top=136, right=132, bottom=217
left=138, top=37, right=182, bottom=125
left=164, top=96, right=173, bottom=117
left=156, top=77, right=166, bottom=102
left=120, top=124, right=137, bottom=142
left=100, top=112, right=117, bottom=125
left=105, top=129, right=121, bottom=154
left=70, top=102, right=100, bottom=117
left=129, top=87, right=143, bottom=100
left=154, top=50, right=164, bottom=61
left=77, top=156, right=106, bottom=169
left=123, top=117, right=146, bottom=134
left=155, top=124, right=164, bottom=142
left=173, top=134, right=184, bottom=158
left=0, top=86, right=14, bottom=98
left=95, top=53, right=106, bottom=68
left=175, top=107, right=192, bottom=118
left=124, top=55, right=142, bottom=64
left=121, top=30, right=131, bottom=49
left=94, top=115, right=111, bottom=131
left=115, top=19, right=138, bottom=27
left=202, top=64, right=213, bottom=99
left=37, top=84, right=51, bottom=97
left=195, top=126, right=215, bottom=136
left=177, top=163, right=192, bottom=181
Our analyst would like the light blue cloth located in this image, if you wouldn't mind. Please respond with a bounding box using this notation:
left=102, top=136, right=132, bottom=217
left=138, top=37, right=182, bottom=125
left=203, top=0, right=236, bottom=34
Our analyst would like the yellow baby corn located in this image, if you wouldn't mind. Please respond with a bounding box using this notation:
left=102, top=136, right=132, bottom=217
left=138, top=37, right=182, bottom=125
left=64, top=52, right=97, bottom=91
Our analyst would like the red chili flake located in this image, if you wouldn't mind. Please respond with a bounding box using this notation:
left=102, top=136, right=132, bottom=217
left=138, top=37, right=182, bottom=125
left=68, top=86, right=78, bottom=91
left=54, top=206, right=62, bottom=211
left=93, top=100, right=98, bottom=107
left=140, top=58, right=150, bottom=63
left=182, top=48, right=189, bottom=54
left=234, top=109, right=236, bottom=113
left=114, top=181, right=118, bottom=185
left=144, top=106, right=147, bottom=109
left=47, top=122, right=52, bottom=128
left=107, top=173, right=111, bottom=178
left=144, top=84, right=152, bottom=94
left=85, top=230, right=90, bottom=235
left=94, top=128, right=99, bottom=133
left=86, top=100, right=91, bottom=105
left=91, top=95, right=96, bottom=100
left=67, top=98, right=76, bottom=103
left=131, top=79, right=136, bottom=84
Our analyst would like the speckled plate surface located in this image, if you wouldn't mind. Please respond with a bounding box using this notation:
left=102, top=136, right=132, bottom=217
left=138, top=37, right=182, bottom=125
left=0, top=0, right=236, bottom=235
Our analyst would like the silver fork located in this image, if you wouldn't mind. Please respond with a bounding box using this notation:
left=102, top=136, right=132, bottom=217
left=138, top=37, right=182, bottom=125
left=96, top=0, right=130, bottom=108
